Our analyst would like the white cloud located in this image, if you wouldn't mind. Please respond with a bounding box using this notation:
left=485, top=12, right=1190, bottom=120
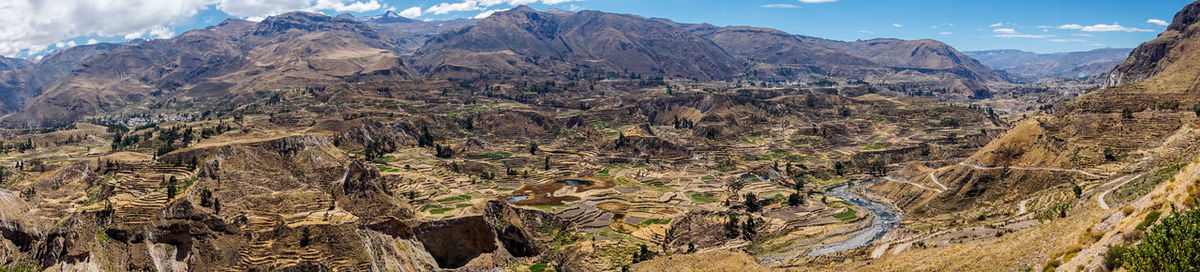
left=0, top=0, right=393, bottom=57
left=994, top=34, right=1052, bottom=39
left=989, top=22, right=1003, bottom=27
left=892, top=23, right=902, bottom=28
left=939, top=32, right=952, bottom=35
left=1147, top=19, right=1169, bottom=26
left=422, top=0, right=577, bottom=16
left=315, top=0, right=384, bottom=13
left=993, top=28, right=1016, bottom=34
left=472, top=9, right=505, bottom=19
left=797, top=0, right=838, bottom=3
left=1058, top=23, right=1153, bottom=32
left=761, top=4, right=800, bottom=8
left=1048, top=39, right=1085, bottom=42
left=426, top=1, right=482, bottom=15
left=219, top=0, right=385, bottom=18
left=0, top=0, right=211, bottom=57
left=398, top=6, right=422, bottom=18
left=1071, top=33, right=1095, bottom=37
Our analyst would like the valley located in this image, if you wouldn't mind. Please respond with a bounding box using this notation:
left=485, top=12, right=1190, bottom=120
left=0, top=2, right=1197, bottom=272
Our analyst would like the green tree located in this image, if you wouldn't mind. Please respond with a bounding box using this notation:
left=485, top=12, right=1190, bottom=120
left=166, top=176, right=178, bottom=200
left=529, top=142, right=538, bottom=155
left=213, top=198, right=221, bottom=215
left=788, top=192, right=803, bottom=206
left=1124, top=207, right=1200, bottom=271
left=744, top=193, right=760, bottom=212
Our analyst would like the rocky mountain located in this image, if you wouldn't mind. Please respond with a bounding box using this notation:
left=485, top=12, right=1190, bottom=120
left=826, top=38, right=1006, bottom=82
left=684, top=25, right=888, bottom=80
left=361, top=12, right=478, bottom=53
left=0, top=57, right=31, bottom=72
left=0, top=43, right=123, bottom=114
left=966, top=48, right=1133, bottom=78
left=414, top=6, right=744, bottom=80
left=0, top=7, right=1008, bottom=126
left=4, top=12, right=419, bottom=126
left=1106, top=3, right=1200, bottom=87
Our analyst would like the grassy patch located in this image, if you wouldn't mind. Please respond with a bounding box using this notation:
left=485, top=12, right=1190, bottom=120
left=833, top=208, right=858, bottom=221
left=530, top=262, right=553, bottom=272
left=428, top=207, right=455, bottom=214
left=436, top=194, right=473, bottom=203
left=640, top=218, right=672, bottom=226
left=688, top=192, right=719, bottom=204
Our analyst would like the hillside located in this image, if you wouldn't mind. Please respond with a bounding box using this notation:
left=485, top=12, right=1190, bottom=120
left=4, top=12, right=419, bottom=126
left=967, top=48, right=1132, bottom=78
left=414, top=6, right=744, bottom=80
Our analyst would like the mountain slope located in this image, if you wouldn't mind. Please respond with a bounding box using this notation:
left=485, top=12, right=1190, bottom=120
left=0, top=43, right=123, bottom=114
left=967, top=48, right=1132, bottom=78
left=4, top=12, right=418, bottom=126
left=826, top=38, right=1006, bottom=82
left=685, top=25, right=888, bottom=79
left=1106, top=2, right=1200, bottom=87
left=414, top=6, right=744, bottom=80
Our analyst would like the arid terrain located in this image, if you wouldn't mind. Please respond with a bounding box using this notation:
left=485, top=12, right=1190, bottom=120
left=0, top=2, right=1198, bottom=272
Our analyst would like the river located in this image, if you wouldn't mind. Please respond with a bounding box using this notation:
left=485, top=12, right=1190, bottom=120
left=807, top=180, right=901, bottom=257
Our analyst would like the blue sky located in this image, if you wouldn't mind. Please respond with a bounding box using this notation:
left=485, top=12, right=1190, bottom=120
left=2, top=0, right=1192, bottom=58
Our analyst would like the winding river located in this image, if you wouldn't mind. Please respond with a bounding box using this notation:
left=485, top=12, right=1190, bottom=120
left=808, top=180, right=901, bottom=257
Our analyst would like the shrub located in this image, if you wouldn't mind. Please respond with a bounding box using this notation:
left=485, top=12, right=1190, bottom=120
left=1104, top=244, right=1131, bottom=270
left=1135, top=210, right=1162, bottom=231
left=1124, top=207, right=1200, bottom=272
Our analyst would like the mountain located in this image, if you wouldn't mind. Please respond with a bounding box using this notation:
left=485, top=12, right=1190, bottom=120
left=0, top=56, right=32, bottom=71
left=0, top=8, right=1008, bottom=127
left=1070, top=1, right=1200, bottom=112
left=0, top=43, right=123, bottom=114
left=414, top=6, right=745, bottom=80
left=826, top=38, right=1006, bottom=82
left=684, top=25, right=888, bottom=79
left=364, top=16, right=477, bottom=54
left=1106, top=3, right=1200, bottom=87
left=966, top=48, right=1133, bottom=78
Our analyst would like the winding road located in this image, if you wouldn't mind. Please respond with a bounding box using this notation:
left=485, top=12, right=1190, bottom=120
left=1097, top=174, right=1141, bottom=210
left=958, top=162, right=1101, bottom=178
left=808, top=180, right=901, bottom=257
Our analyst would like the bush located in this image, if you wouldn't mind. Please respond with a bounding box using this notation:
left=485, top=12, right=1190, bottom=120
left=1104, top=244, right=1131, bottom=270
left=1124, top=207, right=1200, bottom=272
left=1135, top=210, right=1162, bottom=231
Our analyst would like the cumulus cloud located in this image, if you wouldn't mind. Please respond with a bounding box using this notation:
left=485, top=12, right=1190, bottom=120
left=1058, top=23, right=1153, bottom=32
left=1147, top=19, right=1169, bottom=26
left=0, top=0, right=388, bottom=57
left=797, top=0, right=838, bottom=3
left=398, top=6, right=422, bottom=18
left=472, top=9, right=506, bottom=19
left=0, top=0, right=211, bottom=57
left=939, top=32, right=952, bottom=35
left=422, top=0, right=577, bottom=16
left=989, top=22, right=1003, bottom=27
left=1048, top=39, right=1085, bottom=42
left=892, top=23, right=902, bottom=28
left=761, top=4, right=800, bottom=8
